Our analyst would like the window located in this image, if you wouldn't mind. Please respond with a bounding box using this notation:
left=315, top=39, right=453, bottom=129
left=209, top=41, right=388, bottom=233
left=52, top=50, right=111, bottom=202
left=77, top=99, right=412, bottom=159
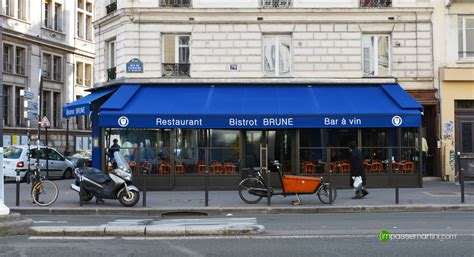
left=458, top=16, right=474, bottom=59
left=108, top=40, right=116, bottom=69
left=53, top=3, right=62, bottom=31
left=3, top=86, right=10, bottom=126
left=53, top=55, right=62, bottom=81
left=163, top=35, right=190, bottom=64
left=15, top=46, right=25, bottom=75
left=263, top=35, right=291, bottom=76
left=76, top=62, right=84, bottom=85
left=85, top=63, right=92, bottom=86
left=44, top=0, right=50, bottom=27
left=2, top=0, right=25, bottom=20
left=77, top=12, right=84, bottom=38
left=42, top=53, right=52, bottom=79
left=162, top=35, right=190, bottom=77
left=86, top=15, right=92, bottom=40
left=4, top=0, right=11, bottom=16
left=3, top=44, right=13, bottom=73
left=14, top=87, right=24, bottom=126
left=362, top=35, right=391, bottom=76
left=77, top=0, right=93, bottom=39
left=53, top=92, right=61, bottom=128
left=261, top=0, right=292, bottom=8
left=42, top=53, right=62, bottom=81
left=3, top=43, right=25, bottom=75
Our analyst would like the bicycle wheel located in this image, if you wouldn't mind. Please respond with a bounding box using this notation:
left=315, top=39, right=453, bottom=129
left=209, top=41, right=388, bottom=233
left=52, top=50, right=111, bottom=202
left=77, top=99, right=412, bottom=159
left=32, top=180, right=59, bottom=206
left=238, top=178, right=265, bottom=204
left=317, top=184, right=337, bottom=204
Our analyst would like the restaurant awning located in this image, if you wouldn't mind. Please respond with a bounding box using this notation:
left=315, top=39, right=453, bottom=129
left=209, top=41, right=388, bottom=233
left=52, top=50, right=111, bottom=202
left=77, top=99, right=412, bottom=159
left=63, top=88, right=116, bottom=118
left=98, top=84, right=423, bottom=129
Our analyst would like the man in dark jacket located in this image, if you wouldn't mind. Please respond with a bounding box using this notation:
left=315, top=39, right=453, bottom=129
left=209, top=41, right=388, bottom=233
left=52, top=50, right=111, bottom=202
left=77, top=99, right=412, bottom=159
left=348, top=142, right=369, bottom=199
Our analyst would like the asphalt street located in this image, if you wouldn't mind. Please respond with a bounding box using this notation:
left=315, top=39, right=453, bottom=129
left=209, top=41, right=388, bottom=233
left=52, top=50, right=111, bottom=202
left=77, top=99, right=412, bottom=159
left=0, top=212, right=472, bottom=257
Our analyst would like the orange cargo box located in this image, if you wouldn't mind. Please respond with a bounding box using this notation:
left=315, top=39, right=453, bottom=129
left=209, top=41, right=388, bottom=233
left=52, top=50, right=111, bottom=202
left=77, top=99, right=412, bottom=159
left=282, top=175, right=321, bottom=193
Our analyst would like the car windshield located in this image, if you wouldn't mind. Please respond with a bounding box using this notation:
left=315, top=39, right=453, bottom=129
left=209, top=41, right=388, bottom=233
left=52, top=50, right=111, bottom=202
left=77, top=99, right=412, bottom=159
left=4, top=146, right=23, bottom=159
left=113, top=151, right=131, bottom=173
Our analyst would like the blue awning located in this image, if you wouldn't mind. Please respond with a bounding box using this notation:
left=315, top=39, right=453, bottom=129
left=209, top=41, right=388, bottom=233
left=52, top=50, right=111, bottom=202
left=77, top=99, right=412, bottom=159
left=99, top=84, right=423, bottom=129
left=63, top=88, right=115, bottom=118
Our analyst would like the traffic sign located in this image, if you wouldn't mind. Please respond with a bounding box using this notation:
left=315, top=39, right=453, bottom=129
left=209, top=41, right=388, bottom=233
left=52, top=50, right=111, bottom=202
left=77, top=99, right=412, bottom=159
left=20, top=90, right=34, bottom=99
left=24, top=111, right=38, bottom=120
left=24, top=100, right=38, bottom=110
left=40, top=116, right=51, bottom=128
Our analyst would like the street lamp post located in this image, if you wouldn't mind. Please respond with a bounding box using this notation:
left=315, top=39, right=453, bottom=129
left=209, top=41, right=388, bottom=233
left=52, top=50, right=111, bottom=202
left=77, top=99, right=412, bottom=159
left=0, top=26, right=10, bottom=215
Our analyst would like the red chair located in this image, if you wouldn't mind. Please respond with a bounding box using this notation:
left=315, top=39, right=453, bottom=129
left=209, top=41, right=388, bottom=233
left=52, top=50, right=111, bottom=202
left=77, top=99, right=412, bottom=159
left=139, top=160, right=152, bottom=174
left=303, top=162, right=316, bottom=174
left=402, top=162, right=415, bottom=174
left=223, top=162, right=236, bottom=174
left=210, top=161, right=223, bottom=174
left=128, top=161, right=137, bottom=174
left=175, top=163, right=185, bottom=174
left=197, top=160, right=206, bottom=174
left=363, top=160, right=371, bottom=173
left=371, top=162, right=383, bottom=173
left=159, top=161, right=170, bottom=174
left=340, top=163, right=351, bottom=174
left=390, top=162, right=401, bottom=172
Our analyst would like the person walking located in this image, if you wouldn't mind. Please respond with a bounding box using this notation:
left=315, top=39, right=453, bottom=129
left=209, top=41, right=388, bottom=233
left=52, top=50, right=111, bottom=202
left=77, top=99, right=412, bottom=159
left=348, top=142, right=369, bottom=199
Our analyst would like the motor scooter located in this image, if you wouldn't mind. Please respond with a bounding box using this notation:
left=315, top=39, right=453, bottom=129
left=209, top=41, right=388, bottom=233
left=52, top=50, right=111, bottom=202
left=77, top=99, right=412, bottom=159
left=70, top=151, right=140, bottom=207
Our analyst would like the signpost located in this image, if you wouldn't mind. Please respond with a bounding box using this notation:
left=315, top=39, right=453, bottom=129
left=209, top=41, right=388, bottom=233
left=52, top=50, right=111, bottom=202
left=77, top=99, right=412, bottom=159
left=0, top=147, right=10, bottom=215
left=41, top=116, right=51, bottom=178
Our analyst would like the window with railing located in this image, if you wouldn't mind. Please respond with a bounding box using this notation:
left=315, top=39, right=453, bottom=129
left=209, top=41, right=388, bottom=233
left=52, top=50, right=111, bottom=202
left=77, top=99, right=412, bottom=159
left=360, top=0, right=391, bottom=7
left=106, top=0, right=117, bottom=14
left=160, top=0, right=192, bottom=8
left=42, top=53, right=63, bottom=81
left=162, top=35, right=190, bottom=77
left=458, top=16, right=474, bottom=59
left=107, top=39, right=116, bottom=81
left=3, top=85, right=10, bottom=126
left=261, top=0, right=292, bottom=8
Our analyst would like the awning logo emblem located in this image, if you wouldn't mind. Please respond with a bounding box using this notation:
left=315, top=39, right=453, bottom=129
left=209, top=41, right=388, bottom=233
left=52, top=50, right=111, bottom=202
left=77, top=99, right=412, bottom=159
left=392, top=116, right=402, bottom=127
left=118, top=116, right=129, bottom=127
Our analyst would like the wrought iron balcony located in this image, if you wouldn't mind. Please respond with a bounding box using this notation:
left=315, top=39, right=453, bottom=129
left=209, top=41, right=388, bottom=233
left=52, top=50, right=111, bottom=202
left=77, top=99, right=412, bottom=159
left=106, top=2, right=117, bottom=15
left=360, top=0, right=392, bottom=7
left=107, top=67, right=116, bottom=81
left=160, top=0, right=192, bottom=8
left=162, top=63, right=190, bottom=77
left=261, top=0, right=292, bottom=8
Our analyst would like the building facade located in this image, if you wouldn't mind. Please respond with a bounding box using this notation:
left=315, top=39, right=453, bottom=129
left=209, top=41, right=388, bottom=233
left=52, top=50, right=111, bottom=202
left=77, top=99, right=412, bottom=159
left=432, top=0, right=474, bottom=182
left=1, top=0, right=95, bottom=154
left=90, top=0, right=437, bottom=189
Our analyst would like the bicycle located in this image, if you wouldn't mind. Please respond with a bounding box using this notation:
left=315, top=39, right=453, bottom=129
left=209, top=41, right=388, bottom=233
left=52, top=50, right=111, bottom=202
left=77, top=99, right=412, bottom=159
left=29, top=170, right=59, bottom=206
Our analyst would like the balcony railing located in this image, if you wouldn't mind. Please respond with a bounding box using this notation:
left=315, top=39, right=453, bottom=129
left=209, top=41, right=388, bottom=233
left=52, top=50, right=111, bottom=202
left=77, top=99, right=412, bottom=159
left=162, top=63, right=190, bottom=77
left=107, top=67, right=116, bottom=81
left=160, top=0, right=192, bottom=8
left=16, top=65, right=25, bottom=75
left=261, top=0, right=292, bottom=8
left=106, top=2, right=117, bottom=15
left=3, top=63, right=13, bottom=73
left=360, top=0, right=392, bottom=7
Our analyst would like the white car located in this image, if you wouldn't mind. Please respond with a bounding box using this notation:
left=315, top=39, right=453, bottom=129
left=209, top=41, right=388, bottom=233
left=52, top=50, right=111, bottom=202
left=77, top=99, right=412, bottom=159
left=3, top=145, right=75, bottom=181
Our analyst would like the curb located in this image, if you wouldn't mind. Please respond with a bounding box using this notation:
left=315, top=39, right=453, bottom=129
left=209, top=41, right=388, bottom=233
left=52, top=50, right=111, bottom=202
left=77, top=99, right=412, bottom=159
left=30, top=224, right=265, bottom=237
left=0, top=213, right=33, bottom=236
left=11, top=204, right=474, bottom=216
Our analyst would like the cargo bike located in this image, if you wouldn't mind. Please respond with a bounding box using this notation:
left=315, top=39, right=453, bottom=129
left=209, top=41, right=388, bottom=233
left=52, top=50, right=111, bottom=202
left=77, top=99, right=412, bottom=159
left=238, top=161, right=337, bottom=205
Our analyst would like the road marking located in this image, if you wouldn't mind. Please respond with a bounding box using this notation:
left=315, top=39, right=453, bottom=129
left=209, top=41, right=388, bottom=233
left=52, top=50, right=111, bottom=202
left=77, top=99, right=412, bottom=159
left=29, top=236, right=116, bottom=240
left=33, top=220, right=68, bottom=224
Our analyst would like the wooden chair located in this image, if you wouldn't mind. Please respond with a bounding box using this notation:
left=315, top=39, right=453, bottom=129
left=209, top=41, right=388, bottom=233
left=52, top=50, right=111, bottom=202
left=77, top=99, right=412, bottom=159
left=158, top=161, right=170, bottom=174
left=402, top=162, right=415, bottom=173
left=198, top=160, right=206, bottom=174
left=223, top=162, right=236, bottom=174
left=210, top=161, right=223, bottom=174
left=175, top=163, right=185, bottom=174
left=340, top=163, right=351, bottom=174
left=139, top=160, right=152, bottom=174
left=390, top=162, right=401, bottom=172
left=128, top=161, right=137, bottom=174
left=303, top=162, right=316, bottom=174
left=371, top=162, right=384, bottom=173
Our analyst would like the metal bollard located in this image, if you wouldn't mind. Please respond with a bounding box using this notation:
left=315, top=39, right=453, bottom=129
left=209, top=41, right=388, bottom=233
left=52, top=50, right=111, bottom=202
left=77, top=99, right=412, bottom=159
left=205, top=169, right=209, bottom=207
left=395, top=171, right=399, bottom=204
left=328, top=169, right=333, bottom=204
left=142, top=171, right=147, bottom=207
left=79, top=171, right=83, bottom=207
left=15, top=170, right=20, bottom=206
left=457, top=153, right=465, bottom=204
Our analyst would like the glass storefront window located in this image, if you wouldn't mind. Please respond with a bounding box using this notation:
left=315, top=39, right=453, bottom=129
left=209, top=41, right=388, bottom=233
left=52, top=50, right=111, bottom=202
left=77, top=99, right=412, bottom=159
left=175, top=129, right=199, bottom=174
left=201, top=129, right=240, bottom=174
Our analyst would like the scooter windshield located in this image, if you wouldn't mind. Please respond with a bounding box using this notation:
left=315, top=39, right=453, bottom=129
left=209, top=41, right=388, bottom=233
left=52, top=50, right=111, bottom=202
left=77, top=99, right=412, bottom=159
left=113, top=151, right=131, bottom=173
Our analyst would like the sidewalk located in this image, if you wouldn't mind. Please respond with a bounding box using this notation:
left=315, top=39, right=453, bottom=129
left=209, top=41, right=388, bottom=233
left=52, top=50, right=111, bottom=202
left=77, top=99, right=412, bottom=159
left=4, top=179, right=474, bottom=216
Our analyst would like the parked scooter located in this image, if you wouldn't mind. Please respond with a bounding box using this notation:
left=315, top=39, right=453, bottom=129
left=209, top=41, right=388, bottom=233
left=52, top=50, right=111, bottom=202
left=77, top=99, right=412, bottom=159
left=70, top=151, right=140, bottom=207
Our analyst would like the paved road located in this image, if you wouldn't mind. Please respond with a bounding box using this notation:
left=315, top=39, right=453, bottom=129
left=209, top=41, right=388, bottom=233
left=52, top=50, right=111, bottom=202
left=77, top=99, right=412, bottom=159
left=1, top=212, right=472, bottom=257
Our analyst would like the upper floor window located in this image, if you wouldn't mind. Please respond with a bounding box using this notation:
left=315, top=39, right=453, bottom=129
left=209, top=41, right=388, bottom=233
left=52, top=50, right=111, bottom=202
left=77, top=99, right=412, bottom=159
left=3, top=43, right=26, bottom=75
left=160, top=0, right=192, bottom=8
left=263, top=35, right=291, bottom=77
left=107, top=39, right=117, bottom=81
left=458, top=16, right=474, bottom=59
left=106, top=0, right=117, bottom=14
left=42, top=52, right=63, bottom=81
left=360, top=0, right=391, bottom=8
left=2, top=0, right=26, bottom=20
left=44, top=0, right=62, bottom=32
left=76, top=61, right=92, bottom=87
left=362, top=35, right=391, bottom=77
left=77, top=0, right=93, bottom=40
left=162, top=35, right=190, bottom=77
left=261, top=0, right=292, bottom=8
